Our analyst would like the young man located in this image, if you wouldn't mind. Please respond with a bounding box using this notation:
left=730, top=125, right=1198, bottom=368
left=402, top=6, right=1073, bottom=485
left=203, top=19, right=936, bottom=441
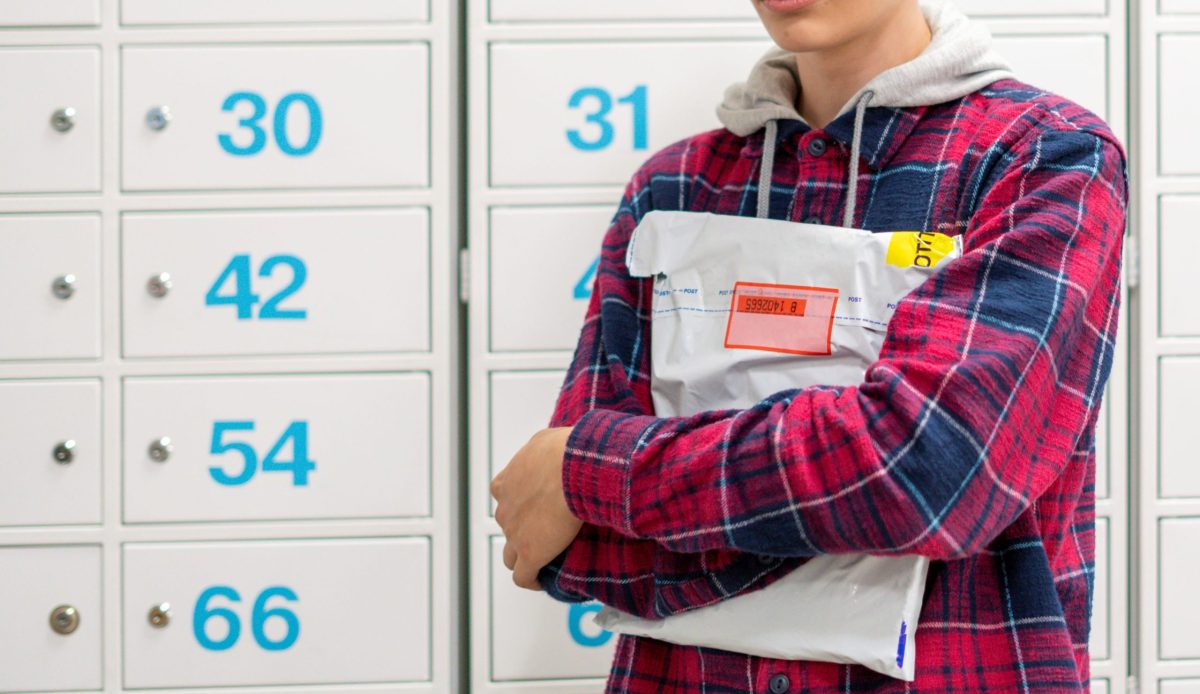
left=490, top=0, right=1128, bottom=691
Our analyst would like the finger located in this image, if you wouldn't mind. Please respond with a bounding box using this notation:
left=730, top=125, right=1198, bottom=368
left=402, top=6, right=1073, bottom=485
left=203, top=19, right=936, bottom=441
left=503, top=541, right=517, bottom=571
left=512, top=559, right=542, bottom=591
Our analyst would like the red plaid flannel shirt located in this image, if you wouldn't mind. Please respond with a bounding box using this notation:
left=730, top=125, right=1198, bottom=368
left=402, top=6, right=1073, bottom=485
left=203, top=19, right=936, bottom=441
left=538, top=79, right=1129, bottom=693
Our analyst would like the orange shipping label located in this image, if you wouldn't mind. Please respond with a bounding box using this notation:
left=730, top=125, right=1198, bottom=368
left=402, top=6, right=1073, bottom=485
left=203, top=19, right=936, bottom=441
left=724, top=282, right=838, bottom=355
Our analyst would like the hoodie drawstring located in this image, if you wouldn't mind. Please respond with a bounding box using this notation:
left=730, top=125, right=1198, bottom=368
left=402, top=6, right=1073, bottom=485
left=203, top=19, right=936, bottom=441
left=756, top=119, right=778, bottom=219
left=755, top=88, right=875, bottom=227
left=842, top=89, right=874, bottom=227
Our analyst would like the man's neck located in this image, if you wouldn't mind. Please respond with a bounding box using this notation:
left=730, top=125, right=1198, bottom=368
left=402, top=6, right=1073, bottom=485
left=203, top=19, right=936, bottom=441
left=794, top=4, right=932, bottom=129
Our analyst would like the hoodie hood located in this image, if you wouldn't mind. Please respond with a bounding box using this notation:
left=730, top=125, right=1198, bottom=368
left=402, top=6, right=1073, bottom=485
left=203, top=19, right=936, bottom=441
left=717, top=0, right=1014, bottom=226
left=717, top=0, right=1014, bottom=137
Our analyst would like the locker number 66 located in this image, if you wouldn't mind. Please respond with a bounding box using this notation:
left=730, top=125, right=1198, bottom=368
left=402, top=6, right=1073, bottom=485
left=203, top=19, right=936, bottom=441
left=194, top=585, right=300, bottom=652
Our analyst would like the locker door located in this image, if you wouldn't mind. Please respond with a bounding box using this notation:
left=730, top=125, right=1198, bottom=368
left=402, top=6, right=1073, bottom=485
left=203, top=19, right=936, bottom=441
left=120, top=0, right=428, bottom=25
left=1137, top=4, right=1200, bottom=694
left=123, top=539, right=431, bottom=688
left=121, top=44, right=429, bottom=191
left=0, top=48, right=100, bottom=193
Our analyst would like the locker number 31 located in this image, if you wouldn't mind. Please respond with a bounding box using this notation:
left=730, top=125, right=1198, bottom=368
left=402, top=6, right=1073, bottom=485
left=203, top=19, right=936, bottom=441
left=567, top=85, right=649, bottom=152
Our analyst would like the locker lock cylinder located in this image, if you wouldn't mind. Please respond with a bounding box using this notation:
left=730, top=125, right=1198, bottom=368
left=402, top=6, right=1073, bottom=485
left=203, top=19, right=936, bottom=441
left=145, top=105, right=172, bottom=131
left=50, top=107, right=76, bottom=133
left=49, top=605, right=80, bottom=635
left=53, top=440, right=76, bottom=464
left=148, top=603, right=171, bottom=628
left=52, top=274, right=76, bottom=300
left=146, top=272, right=172, bottom=298
left=148, top=436, right=173, bottom=463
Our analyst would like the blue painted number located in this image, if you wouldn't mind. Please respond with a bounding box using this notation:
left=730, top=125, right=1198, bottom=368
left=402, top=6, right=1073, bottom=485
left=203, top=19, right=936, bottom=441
left=273, top=93, right=323, bottom=156
left=210, top=420, right=314, bottom=487
left=253, top=587, right=301, bottom=651
left=194, top=585, right=300, bottom=652
left=193, top=586, right=242, bottom=651
left=218, top=92, right=268, bottom=156
left=568, top=603, right=613, bottom=648
left=573, top=256, right=599, bottom=300
left=206, top=254, right=307, bottom=320
left=567, top=85, right=648, bottom=152
left=219, top=91, right=322, bottom=157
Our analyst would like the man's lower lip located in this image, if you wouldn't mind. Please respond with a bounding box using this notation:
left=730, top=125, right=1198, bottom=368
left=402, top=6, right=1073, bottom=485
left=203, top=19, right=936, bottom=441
left=760, top=0, right=824, bottom=12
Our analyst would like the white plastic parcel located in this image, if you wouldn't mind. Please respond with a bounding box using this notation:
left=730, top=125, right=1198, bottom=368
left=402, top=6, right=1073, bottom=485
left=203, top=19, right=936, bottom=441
left=592, top=210, right=964, bottom=681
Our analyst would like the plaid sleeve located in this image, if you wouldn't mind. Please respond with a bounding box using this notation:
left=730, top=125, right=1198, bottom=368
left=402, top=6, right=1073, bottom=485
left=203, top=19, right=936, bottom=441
left=537, top=170, right=805, bottom=618
left=561, top=127, right=1128, bottom=561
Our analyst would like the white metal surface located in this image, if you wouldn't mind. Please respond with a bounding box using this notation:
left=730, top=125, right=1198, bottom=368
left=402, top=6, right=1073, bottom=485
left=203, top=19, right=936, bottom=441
left=0, top=0, right=100, bottom=26
left=955, top=0, right=1107, bottom=15
left=0, top=545, right=103, bottom=693
left=1158, top=358, right=1200, bottom=498
left=1157, top=34, right=1200, bottom=176
left=121, top=208, right=431, bottom=357
left=121, top=44, right=430, bottom=191
left=488, top=537, right=616, bottom=682
left=1158, top=196, right=1200, bottom=336
left=1160, top=518, right=1200, bottom=659
left=120, top=0, right=428, bottom=25
left=0, top=214, right=102, bottom=360
left=489, top=206, right=609, bottom=351
left=0, top=47, right=100, bottom=193
left=488, top=39, right=772, bottom=187
left=1138, top=3, right=1200, bottom=692
left=122, top=373, right=432, bottom=523
left=1161, top=0, right=1200, bottom=14
left=487, top=0, right=757, bottom=22
left=122, top=538, right=431, bottom=688
left=0, top=2, right=460, bottom=692
left=0, top=380, right=101, bottom=527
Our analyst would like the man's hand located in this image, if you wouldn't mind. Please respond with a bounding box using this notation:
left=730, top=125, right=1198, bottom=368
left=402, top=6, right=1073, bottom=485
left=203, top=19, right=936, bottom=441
left=491, top=427, right=583, bottom=590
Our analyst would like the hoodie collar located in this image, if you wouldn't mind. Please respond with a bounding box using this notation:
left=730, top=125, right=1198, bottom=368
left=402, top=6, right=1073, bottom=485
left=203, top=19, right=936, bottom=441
left=721, top=0, right=1014, bottom=226
left=717, top=0, right=1013, bottom=141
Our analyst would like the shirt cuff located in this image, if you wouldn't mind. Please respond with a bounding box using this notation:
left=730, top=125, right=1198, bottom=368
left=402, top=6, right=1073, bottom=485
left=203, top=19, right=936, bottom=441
left=561, top=408, right=660, bottom=534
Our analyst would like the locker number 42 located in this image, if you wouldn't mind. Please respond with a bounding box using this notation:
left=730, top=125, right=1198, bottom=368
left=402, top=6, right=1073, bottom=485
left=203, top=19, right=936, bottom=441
left=206, top=254, right=308, bottom=320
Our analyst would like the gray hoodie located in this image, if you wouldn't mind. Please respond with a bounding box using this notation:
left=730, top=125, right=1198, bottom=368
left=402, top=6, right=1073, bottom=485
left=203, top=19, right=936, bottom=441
left=716, top=0, right=1014, bottom=226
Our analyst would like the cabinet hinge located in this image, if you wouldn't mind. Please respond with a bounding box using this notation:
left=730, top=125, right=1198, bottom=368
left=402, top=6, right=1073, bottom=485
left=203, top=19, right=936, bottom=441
left=1123, top=234, right=1140, bottom=289
left=458, top=247, right=471, bottom=304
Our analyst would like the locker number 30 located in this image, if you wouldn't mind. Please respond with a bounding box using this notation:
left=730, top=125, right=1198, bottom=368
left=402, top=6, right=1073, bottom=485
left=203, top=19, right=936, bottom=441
left=219, top=91, right=323, bottom=157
